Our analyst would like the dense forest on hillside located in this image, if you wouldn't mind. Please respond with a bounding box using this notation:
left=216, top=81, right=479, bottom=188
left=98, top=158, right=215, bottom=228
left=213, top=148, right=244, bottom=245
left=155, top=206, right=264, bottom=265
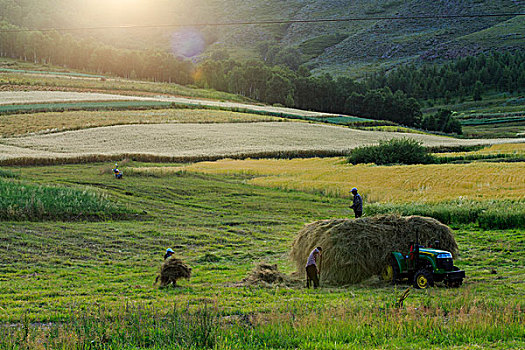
left=367, top=51, right=525, bottom=101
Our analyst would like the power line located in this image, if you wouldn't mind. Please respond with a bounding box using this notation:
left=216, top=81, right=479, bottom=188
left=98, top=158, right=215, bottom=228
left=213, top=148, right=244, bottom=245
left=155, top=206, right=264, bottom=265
left=0, top=12, right=524, bottom=33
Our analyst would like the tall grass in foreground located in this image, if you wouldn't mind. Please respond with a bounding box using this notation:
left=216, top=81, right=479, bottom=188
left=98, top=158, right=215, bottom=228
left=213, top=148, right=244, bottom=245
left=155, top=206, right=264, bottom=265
left=0, top=168, right=18, bottom=178
left=0, top=178, right=130, bottom=221
left=1, top=301, right=522, bottom=349
left=367, top=200, right=525, bottom=229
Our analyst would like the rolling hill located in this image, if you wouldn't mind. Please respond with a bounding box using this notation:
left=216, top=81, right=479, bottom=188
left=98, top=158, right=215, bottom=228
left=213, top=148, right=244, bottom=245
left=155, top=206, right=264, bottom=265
left=1, top=0, right=523, bottom=77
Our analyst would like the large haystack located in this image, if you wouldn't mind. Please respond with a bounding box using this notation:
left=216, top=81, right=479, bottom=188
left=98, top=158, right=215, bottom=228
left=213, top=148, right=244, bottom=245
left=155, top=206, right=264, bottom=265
left=155, top=256, right=192, bottom=287
left=290, top=215, right=458, bottom=286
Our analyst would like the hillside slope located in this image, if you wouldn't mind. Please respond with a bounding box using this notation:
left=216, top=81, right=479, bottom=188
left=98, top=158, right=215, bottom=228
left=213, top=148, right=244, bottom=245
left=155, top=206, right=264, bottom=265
left=0, top=0, right=523, bottom=76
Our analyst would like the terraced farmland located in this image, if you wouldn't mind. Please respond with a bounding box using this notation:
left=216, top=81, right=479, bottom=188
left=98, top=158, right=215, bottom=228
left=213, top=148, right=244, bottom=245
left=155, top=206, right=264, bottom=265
left=1, top=122, right=523, bottom=164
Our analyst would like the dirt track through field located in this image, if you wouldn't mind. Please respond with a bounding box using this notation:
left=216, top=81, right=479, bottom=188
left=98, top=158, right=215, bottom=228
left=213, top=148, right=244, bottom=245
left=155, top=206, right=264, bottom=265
left=1, top=122, right=523, bottom=162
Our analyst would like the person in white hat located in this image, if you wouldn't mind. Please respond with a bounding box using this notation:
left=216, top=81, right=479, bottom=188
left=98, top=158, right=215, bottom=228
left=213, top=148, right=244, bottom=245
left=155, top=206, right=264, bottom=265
left=164, top=248, right=175, bottom=260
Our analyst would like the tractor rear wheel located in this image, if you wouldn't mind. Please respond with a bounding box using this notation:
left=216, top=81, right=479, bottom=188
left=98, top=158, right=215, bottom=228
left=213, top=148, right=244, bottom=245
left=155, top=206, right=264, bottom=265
left=414, top=269, right=434, bottom=289
left=380, top=259, right=399, bottom=284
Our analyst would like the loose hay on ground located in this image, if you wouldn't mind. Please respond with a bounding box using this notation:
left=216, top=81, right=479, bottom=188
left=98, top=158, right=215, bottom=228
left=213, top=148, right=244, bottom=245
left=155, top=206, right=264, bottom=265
left=238, top=263, right=300, bottom=288
left=290, top=215, right=459, bottom=286
left=155, top=256, right=192, bottom=287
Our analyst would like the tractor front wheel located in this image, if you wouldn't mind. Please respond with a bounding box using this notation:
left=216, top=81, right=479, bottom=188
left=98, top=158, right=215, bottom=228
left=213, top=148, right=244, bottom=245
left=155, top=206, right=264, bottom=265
left=414, top=269, right=434, bottom=289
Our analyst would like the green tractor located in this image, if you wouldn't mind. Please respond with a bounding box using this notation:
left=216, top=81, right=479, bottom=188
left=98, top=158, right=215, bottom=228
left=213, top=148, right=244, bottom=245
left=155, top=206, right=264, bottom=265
left=381, top=235, right=465, bottom=289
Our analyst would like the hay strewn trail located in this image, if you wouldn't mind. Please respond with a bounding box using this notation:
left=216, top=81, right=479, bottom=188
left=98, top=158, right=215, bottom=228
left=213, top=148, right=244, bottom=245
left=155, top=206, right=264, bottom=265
left=1, top=122, right=522, bottom=163
left=290, top=215, right=458, bottom=285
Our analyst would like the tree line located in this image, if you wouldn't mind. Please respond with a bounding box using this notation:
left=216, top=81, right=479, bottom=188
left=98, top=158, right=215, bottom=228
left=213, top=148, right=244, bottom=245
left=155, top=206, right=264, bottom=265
left=366, top=51, right=525, bottom=102
left=196, top=59, right=425, bottom=128
left=0, top=21, right=194, bottom=84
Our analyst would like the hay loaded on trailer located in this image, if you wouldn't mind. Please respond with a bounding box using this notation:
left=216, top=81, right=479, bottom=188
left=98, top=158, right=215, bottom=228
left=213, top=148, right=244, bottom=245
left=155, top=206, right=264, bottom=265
left=381, top=233, right=465, bottom=289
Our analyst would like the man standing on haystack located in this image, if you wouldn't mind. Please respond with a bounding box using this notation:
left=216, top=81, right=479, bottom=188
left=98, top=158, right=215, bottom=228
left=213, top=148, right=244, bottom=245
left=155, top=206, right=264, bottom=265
left=350, top=187, right=363, bottom=218
left=306, top=246, right=322, bottom=288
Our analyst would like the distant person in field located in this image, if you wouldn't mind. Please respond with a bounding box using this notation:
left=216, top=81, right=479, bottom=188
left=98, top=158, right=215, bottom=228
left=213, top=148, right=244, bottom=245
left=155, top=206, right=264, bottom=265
left=350, top=187, right=363, bottom=218
left=305, top=246, right=322, bottom=288
left=164, top=248, right=175, bottom=260
left=112, top=163, right=123, bottom=179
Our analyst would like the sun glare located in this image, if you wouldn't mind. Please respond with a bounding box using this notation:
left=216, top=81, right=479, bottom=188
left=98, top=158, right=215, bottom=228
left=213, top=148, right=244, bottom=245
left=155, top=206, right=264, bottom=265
left=86, top=0, right=154, bottom=23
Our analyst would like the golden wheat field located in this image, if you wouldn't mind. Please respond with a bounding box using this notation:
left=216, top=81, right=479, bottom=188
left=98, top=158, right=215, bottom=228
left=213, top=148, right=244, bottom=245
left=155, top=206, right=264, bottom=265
left=2, top=122, right=523, bottom=163
left=434, top=142, right=525, bottom=157
left=0, top=109, right=279, bottom=137
left=184, top=157, right=525, bottom=203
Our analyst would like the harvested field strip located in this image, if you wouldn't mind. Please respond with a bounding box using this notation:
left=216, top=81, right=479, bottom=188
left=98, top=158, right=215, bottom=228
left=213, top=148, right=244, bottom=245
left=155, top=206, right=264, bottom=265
left=434, top=142, right=525, bottom=157
left=1, top=73, right=245, bottom=102
left=0, top=91, right=152, bottom=105
left=0, top=67, right=105, bottom=79
left=0, top=150, right=350, bottom=166
left=477, top=143, right=525, bottom=154
left=0, top=109, right=280, bottom=137
left=185, top=158, right=525, bottom=203
left=0, top=90, right=372, bottom=122
left=458, top=111, right=525, bottom=120
left=460, top=116, right=525, bottom=126
left=358, top=125, right=428, bottom=134
left=1, top=123, right=522, bottom=164
left=0, top=100, right=173, bottom=114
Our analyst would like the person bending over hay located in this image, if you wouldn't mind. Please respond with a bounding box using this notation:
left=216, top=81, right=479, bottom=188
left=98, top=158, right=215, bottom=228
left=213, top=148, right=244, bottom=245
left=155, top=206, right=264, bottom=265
left=290, top=215, right=459, bottom=286
left=155, top=255, right=192, bottom=288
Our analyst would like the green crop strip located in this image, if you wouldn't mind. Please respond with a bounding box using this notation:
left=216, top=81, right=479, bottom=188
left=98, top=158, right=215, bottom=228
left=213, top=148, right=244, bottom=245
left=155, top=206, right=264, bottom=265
left=0, top=178, right=132, bottom=221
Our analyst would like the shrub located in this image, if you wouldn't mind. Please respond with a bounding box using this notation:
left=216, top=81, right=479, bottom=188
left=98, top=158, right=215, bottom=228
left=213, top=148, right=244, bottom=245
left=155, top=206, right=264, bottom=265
left=347, top=138, right=436, bottom=165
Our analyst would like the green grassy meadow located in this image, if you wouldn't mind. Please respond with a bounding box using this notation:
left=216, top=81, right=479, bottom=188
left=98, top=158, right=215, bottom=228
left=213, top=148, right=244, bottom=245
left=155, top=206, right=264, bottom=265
left=0, top=162, right=523, bottom=349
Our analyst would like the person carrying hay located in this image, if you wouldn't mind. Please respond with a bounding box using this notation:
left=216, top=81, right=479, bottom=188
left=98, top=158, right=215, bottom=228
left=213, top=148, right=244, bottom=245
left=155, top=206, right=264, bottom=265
left=155, top=250, right=192, bottom=288
left=305, top=247, right=322, bottom=288
left=349, top=187, right=363, bottom=218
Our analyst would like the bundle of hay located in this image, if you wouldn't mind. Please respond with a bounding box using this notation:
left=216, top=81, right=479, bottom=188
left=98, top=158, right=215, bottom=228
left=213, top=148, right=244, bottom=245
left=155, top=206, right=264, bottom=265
left=239, top=263, right=297, bottom=287
left=155, top=256, right=192, bottom=287
left=290, top=215, right=458, bottom=286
